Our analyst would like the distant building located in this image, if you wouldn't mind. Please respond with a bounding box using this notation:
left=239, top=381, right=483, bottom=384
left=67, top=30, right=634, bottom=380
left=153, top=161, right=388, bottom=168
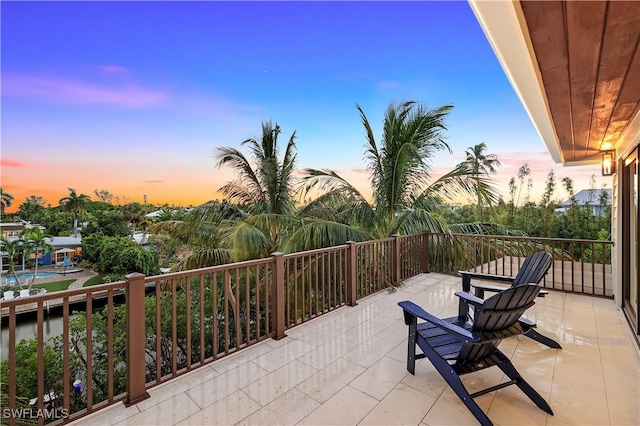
left=556, top=189, right=612, bottom=216
left=0, top=221, right=46, bottom=239
left=1, top=222, right=82, bottom=269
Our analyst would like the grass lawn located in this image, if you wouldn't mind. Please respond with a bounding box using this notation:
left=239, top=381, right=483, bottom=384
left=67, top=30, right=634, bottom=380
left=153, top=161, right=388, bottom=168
left=1, top=273, right=107, bottom=294
left=83, top=275, right=106, bottom=287
left=30, top=279, right=76, bottom=292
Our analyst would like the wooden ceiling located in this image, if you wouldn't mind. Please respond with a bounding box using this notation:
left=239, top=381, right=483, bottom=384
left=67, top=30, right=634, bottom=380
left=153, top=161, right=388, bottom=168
left=518, top=0, right=640, bottom=165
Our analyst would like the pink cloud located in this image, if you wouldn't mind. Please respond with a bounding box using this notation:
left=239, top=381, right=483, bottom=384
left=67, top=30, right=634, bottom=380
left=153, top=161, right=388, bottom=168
left=1, top=159, right=22, bottom=167
left=2, top=73, right=166, bottom=108
left=351, top=168, right=370, bottom=175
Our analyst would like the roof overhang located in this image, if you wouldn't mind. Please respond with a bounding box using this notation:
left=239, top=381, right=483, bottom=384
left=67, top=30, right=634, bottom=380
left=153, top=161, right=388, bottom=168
left=469, top=0, right=640, bottom=166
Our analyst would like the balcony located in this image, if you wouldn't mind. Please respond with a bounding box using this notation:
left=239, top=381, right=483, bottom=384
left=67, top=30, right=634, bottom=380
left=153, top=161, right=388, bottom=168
left=1, top=233, right=638, bottom=425
left=74, top=272, right=639, bottom=425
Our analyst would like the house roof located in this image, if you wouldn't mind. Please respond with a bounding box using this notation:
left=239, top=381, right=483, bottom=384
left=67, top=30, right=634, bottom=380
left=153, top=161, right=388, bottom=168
left=562, top=188, right=612, bottom=206
left=469, top=0, right=640, bottom=166
left=49, top=236, right=82, bottom=248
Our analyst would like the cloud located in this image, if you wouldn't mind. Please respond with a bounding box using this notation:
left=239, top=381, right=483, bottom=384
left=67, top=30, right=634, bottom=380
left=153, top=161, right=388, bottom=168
left=1, top=159, right=22, bottom=167
left=96, top=64, right=131, bottom=75
left=2, top=73, right=166, bottom=108
left=351, top=168, right=370, bottom=174
left=144, top=180, right=165, bottom=183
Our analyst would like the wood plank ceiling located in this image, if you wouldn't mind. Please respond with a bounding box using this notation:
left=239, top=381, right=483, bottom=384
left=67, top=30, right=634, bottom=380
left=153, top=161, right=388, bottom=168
left=519, top=0, right=640, bottom=164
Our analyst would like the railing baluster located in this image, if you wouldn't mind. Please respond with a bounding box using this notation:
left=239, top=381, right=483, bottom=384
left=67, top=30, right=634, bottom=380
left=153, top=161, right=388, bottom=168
left=234, top=268, right=241, bottom=349
left=107, top=288, right=114, bottom=402
left=86, top=295, right=93, bottom=410
left=213, top=271, right=219, bottom=359
left=155, top=279, right=161, bottom=383
left=186, top=275, right=191, bottom=370
left=171, top=278, right=177, bottom=373
left=36, top=300, right=44, bottom=426
left=199, top=274, right=205, bottom=364
left=63, top=296, right=70, bottom=415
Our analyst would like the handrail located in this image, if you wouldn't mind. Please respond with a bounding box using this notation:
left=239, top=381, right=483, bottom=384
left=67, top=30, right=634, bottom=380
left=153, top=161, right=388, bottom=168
left=0, top=231, right=612, bottom=424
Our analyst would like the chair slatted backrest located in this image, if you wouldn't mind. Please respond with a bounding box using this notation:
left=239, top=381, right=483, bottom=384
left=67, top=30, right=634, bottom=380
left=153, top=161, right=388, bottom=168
left=458, top=284, right=540, bottom=363
left=512, top=252, right=553, bottom=287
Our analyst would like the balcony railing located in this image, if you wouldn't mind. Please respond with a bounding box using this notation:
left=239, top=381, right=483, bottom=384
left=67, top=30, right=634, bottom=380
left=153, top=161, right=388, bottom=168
left=426, top=233, right=613, bottom=297
left=0, top=232, right=613, bottom=425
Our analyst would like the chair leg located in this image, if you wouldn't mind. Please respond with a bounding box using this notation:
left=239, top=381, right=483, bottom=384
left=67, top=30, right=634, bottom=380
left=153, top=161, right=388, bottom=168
left=436, top=363, right=493, bottom=426
left=523, top=328, right=562, bottom=349
left=407, top=320, right=417, bottom=375
left=497, top=355, right=554, bottom=415
left=419, top=343, right=493, bottom=426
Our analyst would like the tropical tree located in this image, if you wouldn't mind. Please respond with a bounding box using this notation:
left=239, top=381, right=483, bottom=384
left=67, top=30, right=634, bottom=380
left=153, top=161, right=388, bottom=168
left=59, top=188, right=91, bottom=237
left=0, top=187, right=14, bottom=216
left=461, top=142, right=501, bottom=221
left=122, top=202, right=149, bottom=237
left=212, top=121, right=300, bottom=257
left=300, top=101, right=497, bottom=243
left=0, top=236, right=24, bottom=288
left=148, top=200, right=246, bottom=269
left=539, top=170, right=557, bottom=237
left=17, top=195, right=47, bottom=223
left=21, top=227, right=54, bottom=288
left=215, top=121, right=298, bottom=215
left=93, top=188, right=114, bottom=204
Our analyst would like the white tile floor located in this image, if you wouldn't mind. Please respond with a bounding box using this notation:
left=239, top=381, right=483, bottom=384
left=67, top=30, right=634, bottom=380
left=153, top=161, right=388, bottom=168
left=72, top=273, right=640, bottom=426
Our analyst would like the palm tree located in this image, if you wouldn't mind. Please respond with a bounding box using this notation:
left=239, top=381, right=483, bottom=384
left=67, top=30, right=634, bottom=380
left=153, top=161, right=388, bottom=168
left=213, top=121, right=299, bottom=256
left=122, top=202, right=149, bottom=237
left=461, top=142, right=501, bottom=221
left=0, top=236, right=24, bottom=288
left=215, top=121, right=298, bottom=216
left=0, top=187, right=14, bottom=216
left=148, top=200, right=246, bottom=269
left=21, top=227, right=53, bottom=288
left=300, top=101, right=493, bottom=242
left=59, top=188, right=91, bottom=237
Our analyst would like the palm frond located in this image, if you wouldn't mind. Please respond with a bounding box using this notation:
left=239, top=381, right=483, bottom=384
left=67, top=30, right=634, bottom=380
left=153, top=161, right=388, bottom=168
left=172, top=247, right=233, bottom=271
left=281, top=219, right=370, bottom=253
left=390, top=208, right=450, bottom=235
left=217, top=220, right=272, bottom=261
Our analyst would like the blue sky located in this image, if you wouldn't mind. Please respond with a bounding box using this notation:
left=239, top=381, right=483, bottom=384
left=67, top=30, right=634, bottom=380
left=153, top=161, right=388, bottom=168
left=1, top=1, right=604, bottom=209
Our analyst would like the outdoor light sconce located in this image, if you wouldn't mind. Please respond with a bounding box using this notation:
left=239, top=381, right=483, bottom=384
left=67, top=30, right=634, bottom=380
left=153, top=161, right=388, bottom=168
left=601, top=151, right=616, bottom=176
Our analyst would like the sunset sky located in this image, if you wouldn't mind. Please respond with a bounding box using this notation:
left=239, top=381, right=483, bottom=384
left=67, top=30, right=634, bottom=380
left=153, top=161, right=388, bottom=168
left=1, top=1, right=606, bottom=212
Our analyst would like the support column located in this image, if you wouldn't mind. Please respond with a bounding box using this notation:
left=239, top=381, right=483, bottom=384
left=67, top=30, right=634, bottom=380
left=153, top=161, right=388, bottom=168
left=346, top=241, right=358, bottom=306
left=271, top=252, right=287, bottom=340
left=125, top=272, right=150, bottom=406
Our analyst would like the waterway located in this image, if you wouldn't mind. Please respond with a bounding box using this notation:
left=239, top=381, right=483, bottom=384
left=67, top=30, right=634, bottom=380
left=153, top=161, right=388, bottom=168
left=0, top=313, right=64, bottom=360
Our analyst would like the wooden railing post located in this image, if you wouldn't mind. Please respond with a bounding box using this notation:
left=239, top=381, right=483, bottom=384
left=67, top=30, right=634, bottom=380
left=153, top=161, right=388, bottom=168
left=271, top=252, right=287, bottom=340
left=346, top=241, right=358, bottom=306
left=422, top=231, right=430, bottom=273
left=393, top=234, right=402, bottom=284
left=125, top=273, right=150, bottom=406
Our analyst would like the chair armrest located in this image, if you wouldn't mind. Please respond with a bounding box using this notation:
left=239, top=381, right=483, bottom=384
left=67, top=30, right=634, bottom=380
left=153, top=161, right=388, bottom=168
left=458, top=270, right=515, bottom=292
left=458, top=270, right=515, bottom=283
left=454, top=291, right=485, bottom=308
left=398, top=300, right=478, bottom=341
left=471, top=282, right=510, bottom=293
left=470, top=282, right=548, bottom=298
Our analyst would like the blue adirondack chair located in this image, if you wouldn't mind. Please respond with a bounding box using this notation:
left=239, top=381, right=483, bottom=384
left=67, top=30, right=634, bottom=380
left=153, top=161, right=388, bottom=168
left=458, top=251, right=561, bottom=349
left=399, top=284, right=554, bottom=426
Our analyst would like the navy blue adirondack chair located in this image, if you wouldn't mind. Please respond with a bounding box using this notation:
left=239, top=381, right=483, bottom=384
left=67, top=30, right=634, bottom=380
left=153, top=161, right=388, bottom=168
left=458, top=251, right=561, bottom=349
left=399, top=284, right=554, bottom=426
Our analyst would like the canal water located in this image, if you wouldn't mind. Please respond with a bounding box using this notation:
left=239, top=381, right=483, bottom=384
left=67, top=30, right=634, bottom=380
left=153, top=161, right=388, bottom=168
left=0, top=293, right=127, bottom=361
left=0, top=313, right=64, bottom=360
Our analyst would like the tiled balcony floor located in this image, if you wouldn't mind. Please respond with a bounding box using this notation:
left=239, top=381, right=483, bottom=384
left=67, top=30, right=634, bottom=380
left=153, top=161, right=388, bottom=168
left=74, top=273, right=640, bottom=425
